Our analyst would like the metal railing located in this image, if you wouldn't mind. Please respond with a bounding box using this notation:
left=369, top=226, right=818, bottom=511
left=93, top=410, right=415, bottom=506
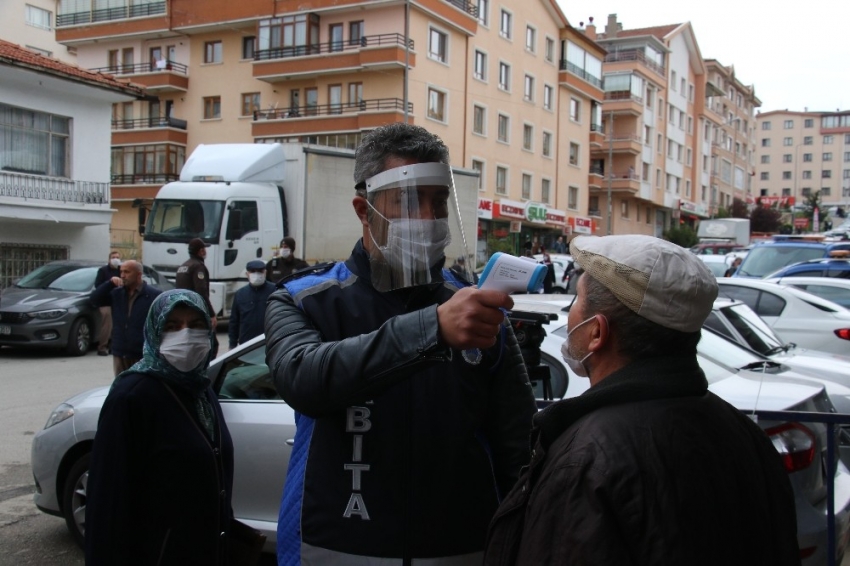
left=0, top=244, right=69, bottom=290
left=604, top=49, right=666, bottom=77
left=444, top=0, right=478, bottom=17
left=604, top=90, right=644, bottom=104
left=111, top=117, right=187, bottom=130
left=589, top=165, right=604, bottom=176
left=590, top=123, right=604, bottom=133
left=0, top=171, right=109, bottom=204
left=254, top=34, right=413, bottom=61
left=89, top=60, right=188, bottom=75
left=558, top=60, right=603, bottom=88
left=57, top=1, right=166, bottom=26
left=111, top=173, right=178, bottom=185
left=254, top=98, right=411, bottom=120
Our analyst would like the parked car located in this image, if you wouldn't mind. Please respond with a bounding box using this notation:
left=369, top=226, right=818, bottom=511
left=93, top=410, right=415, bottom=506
left=0, top=260, right=173, bottom=356
left=765, top=258, right=850, bottom=280
left=690, top=242, right=746, bottom=255
left=532, top=253, right=574, bottom=293
left=765, top=276, right=850, bottom=309
left=697, top=254, right=734, bottom=278
left=734, top=239, right=850, bottom=279
left=717, top=278, right=850, bottom=355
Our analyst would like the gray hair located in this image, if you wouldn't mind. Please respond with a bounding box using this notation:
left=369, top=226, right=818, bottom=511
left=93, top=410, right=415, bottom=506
left=353, top=123, right=450, bottom=194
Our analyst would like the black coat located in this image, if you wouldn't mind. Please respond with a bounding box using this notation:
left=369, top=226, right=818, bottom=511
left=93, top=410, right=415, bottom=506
left=85, top=373, right=235, bottom=565
left=228, top=281, right=275, bottom=348
left=176, top=255, right=215, bottom=317
left=485, top=355, right=800, bottom=566
left=89, top=282, right=162, bottom=359
left=94, top=264, right=119, bottom=288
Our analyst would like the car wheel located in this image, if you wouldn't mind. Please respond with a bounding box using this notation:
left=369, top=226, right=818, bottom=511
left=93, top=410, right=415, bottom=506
left=62, top=453, right=90, bottom=549
left=65, top=318, right=91, bottom=357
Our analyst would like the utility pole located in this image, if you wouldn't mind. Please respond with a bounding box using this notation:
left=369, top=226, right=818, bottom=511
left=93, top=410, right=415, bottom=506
left=606, top=110, right=614, bottom=235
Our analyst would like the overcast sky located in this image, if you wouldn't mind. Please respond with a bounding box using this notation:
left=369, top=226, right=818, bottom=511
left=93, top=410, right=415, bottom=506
left=561, top=0, right=850, bottom=114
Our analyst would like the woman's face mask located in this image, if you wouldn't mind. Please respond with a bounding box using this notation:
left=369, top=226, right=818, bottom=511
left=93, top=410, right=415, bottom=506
left=160, top=328, right=211, bottom=372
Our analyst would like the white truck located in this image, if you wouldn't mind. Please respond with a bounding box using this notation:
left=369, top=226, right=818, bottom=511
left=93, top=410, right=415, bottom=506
left=696, top=218, right=751, bottom=247
left=141, top=143, right=479, bottom=318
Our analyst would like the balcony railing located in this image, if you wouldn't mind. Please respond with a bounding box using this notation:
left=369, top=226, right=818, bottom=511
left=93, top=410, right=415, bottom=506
left=604, top=49, right=666, bottom=77
left=90, top=60, right=188, bottom=75
left=112, top=117, right=188, bottom=130
left=589, top=165, right=604, bottom=175
left=0, top=171, right=109, bottom=204
left=57, top=0, right=166, bottom=27
left=444, top=0, right=478, bottom=17
left=604, top=90, right=644, bottom=104
left=590, top=123, right=604, bottom=133
left=558, top=60, right=602, bottom=88
left=254, top=98, right=412, bottom=120
left=255, top=34, right=413, bottom=61
left=111, top=173, right=178, bottom=185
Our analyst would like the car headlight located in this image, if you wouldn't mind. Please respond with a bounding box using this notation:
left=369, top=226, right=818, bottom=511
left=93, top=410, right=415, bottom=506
left=44, top=403, right=75, bottom=429
left=26, top=309, right=68, bottom=320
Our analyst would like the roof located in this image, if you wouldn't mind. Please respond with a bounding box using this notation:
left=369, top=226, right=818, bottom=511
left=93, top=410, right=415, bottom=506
left=0, top=39, right=146, bottom=99
left=613, top=23, right=681, bottom=40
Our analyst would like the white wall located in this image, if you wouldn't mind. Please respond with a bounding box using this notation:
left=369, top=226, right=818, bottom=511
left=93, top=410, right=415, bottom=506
left=0, top=0, right=77, bottom=63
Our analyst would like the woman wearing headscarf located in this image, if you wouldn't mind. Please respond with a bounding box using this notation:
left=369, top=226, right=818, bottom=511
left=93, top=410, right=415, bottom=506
left=85, top=289, right=234, bottom=565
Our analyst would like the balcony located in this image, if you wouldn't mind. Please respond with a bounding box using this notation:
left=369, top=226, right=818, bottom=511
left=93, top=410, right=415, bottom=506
left=602, top=91, right=644, bottom=116
left=589, top=171, right=641, bottom=195
left=558, top=60, right=604, bottom=100
left=89, top=60, right=188, bottom=94
left=588, top=166, right=604, bottom=189
left=604, top=50, right=666, bottom=78
left=252, top=98, right=413, bottom=138
left=1, top=172, right=109, bottom=204
left=591, top=134, right=643, bottom=156
left=254, top=34, right=414, bottom=82
left=57, top=1, right=166, bottom=26
left=56, top=1, right=169, bottom=44
left=111, top=117, right=188, bottom=146
left=589, top=123, right=605, bottom=147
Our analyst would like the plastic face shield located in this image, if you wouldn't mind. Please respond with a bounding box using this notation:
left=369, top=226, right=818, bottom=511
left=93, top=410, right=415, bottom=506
left=363, top=162, right=468, bottom=292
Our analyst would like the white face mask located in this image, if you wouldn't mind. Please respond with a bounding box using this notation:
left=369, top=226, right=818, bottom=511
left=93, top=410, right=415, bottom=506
left=110, top=258, right=121, bottom=268
left=560, top=316, right=597, bottom=378
left=280, top=248, right=291, bottom=259
left=248, top=272, right=266, bottom=286
left=160, top=328, right=211, bottom=372
left=368, top=203, right=451, bottom=273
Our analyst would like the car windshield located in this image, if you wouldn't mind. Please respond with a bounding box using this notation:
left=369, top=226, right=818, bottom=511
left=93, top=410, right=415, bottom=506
left=721, top=304, right=785, bottom=355
left=702, top=260, right=730, bottom=278
left=738, top=245, right=825, bottom=277
left=697, top=327, right=765, bottom=369
left=144, top=199, right=224, bottom=242
left=15, top=265, right=97, bottom=292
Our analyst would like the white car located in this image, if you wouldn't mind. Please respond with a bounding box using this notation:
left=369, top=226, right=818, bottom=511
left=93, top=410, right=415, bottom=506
left=766, top=276, right=850, bottom=310
left=717, top=278, right=850, bottom=355
left=698, top=254, right=734, bottom=278
left=532, top=253, right=574, bottom=293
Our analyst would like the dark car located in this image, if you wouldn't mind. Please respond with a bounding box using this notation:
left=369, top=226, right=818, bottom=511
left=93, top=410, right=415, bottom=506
left=764, top=257, right=850, bottom=280
left=733, top=239, right=850, bottom=278
left=0, top=260, right=172, bottom=356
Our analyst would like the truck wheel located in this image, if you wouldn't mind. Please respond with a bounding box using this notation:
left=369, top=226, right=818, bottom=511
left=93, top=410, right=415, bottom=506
left=65, top=318, right=91, bottom=356
left=62, top=453, right=90, bottom=549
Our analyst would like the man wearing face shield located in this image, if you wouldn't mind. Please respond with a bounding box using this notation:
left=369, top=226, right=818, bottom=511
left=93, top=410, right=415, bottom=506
left=265, top=123, right=536, bottom=565
left=484, top=235, right=799, bottom=566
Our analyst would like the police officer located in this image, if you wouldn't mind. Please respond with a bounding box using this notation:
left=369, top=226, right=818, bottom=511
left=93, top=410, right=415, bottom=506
left=229, top=260, right=275, bottom=349
left=266, top=236, right=309, bottom=283
left=176, top=238, right=218, bottom=354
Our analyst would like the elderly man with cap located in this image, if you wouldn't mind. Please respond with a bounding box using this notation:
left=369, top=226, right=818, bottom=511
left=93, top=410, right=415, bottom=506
left=484, top=234, right=799, bottom=566
left=229, top=260, right=276, bottom=349
left=266, top=236, right=309, bottom=283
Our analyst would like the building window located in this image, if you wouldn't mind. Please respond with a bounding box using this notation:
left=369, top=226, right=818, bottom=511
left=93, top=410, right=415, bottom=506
left=805, top=118, right=814, bottom=128
left=203, top=96, right=221, bottom=119
left=687, top=148, right=692, bottom=166
left=498, top=114, right=509, bottom=142
left=471, top=159, right=484, bottom=190
left=429, top=28, right=447, bottom=63
left=783, top=154, right=792, bottom=163
left=671, top=70, right=677, bottom=90
left=589, top=196, right=600, bottom=215
left=621, top=200, right=629, bottom=218
left=305, top=88, right=318, bottom=115
left=804, top=136, right=813, bottom=145
left=845, top=152, right=850, bottom=162
left=760, top=172, right=769, bottom=181
left=500, top=10, right=512, bottom=39
left=824, top=135, right=834, bottom=144
left=524, top=75, right=534, bottom=101
left=761, top=155, right=770, bottom=164
left=242, top=36, right=255, bottom=59
left=802, top=188, right=812, bottom=197
left=823, top=170, right=832, bottom=179
left=473, top=105, right=486, bottom=135
left=822, top=187, right=832, bottom=197
left=525, top=26, right=536, bottom=52
left=761, top=121, right=772, bottom=130
left=782, top=171, right=792, bottom=180
left=329, top=85, right=342, bottom=114
left=782, top=188, right=792, bottom=196
left=26, top=4, right=52, bottom=30
left=204, top=41, right=222, bottom=63
left=499, top=62, right=510, bottom=91
left=496, top=166, right=507, bottom=195
left=824, top=152, right=833, bottom=162
left=570, top=98, right=580, bottom=122
left=474, top=50, right=487, bottom=81
left=784, top=119, right=794, bottom=129
left=0, top=102, right=68, bottom=177
left=545, top=37, right=554, bottom=63
left=258, top=14, right=320, bottom=56
left=568, top=186, right=578, bottom=209
left=110, top=144, right=185, bottom=184
left=477, top=0, right=489, bottom=25
left=543, top=85, right=553, bottom=110
left=523, top=124, right=533, bottom=151
left=541, top=178, right=551, bottom=204
left=329, top=23, right=344, bottom=52
left=783, top=137, right=793, bottom=146
left=349, top=82, right=363, bottom=106
left=803, top=153, right=813, bottom=162
left=241, top=93, right=260, bottom=116
left=427, top=88, right=446, bottom=122
left=542, top=131, right=552, bottom=157
left=521, top=173, right=532, bottom=199
left=569, top=142, right=579, bottom=166
left=803, top=171, right=812, bottom=179
left=761, top=138, right=771, bottom=147
left=350, top=21, right=364, bottom=44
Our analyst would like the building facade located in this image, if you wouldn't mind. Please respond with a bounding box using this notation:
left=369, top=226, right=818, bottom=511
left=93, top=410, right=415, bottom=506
left=0, top=0, right=78, bottom=63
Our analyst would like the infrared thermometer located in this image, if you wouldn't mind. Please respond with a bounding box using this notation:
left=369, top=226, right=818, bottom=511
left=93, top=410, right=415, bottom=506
left=477, top=252, right=547, bottom=294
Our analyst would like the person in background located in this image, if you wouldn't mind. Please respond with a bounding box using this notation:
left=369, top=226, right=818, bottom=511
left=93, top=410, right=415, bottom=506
left=229, top=260, right=276, bottom=349
left=540, top=247, right=556, bottom=293
left=85, top=289, right=234, bottom=565
left=90, top=260, right=162, bottom=376
left=176, top=238, right=219, bottom=356
left=553, top=236, right=567, bottom=254
left=265, top=122, right=535, bottom=565
left=484, top=234, right=799, bottom=565
left=724, top=256, right=742, bottom=277
left=266, top=236, right=309, bottom=283
left=94, top=250, right=121, bottom=356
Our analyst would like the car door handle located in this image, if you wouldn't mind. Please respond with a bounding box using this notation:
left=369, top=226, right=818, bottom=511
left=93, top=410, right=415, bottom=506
left=286, top=438, right=295, bottom=446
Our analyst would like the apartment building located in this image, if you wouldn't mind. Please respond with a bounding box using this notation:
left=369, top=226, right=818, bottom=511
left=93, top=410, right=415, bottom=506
left=53, top=0, right=604, bottom=261
left=0, top=1, right=77, bottom=63
left=755, top=109, right=850, bottom=215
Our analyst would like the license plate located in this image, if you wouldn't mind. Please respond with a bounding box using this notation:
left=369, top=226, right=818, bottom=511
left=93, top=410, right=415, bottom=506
left=0, top=325, right=10, bottom=335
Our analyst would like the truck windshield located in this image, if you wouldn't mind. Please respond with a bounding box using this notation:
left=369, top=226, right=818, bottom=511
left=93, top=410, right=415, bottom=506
left=144, top=199, right=224, bottom=242
left=737, top=245, right=825, bottom=278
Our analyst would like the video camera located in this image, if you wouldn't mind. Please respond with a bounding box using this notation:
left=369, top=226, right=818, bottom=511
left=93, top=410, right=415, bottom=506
left=508, top=309, right=558, bottom=400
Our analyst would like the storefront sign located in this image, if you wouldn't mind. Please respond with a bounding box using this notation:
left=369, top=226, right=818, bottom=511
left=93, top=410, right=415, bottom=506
left=497, top=199, right=526, bottom=220
left=495, top=199, right=566, bottom=228
left=759, top=196, right=795, bottom=208
left=679, top=200, right=709, bottom=218
left=525, top=203, right=548, bottom=224
left=477, top=198, right=493, bottom=220
left=568, top=216, right=593, bottom=235
left=546, top=210, right=566, bottom=225
left=509, top=221, right=522, bottom=233
left=793, top=217, right=809, bottom=229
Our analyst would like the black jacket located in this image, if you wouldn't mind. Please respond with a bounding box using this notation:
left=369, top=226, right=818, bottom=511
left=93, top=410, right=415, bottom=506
left=85, top=373, right=234, bottom=565
left=266, top=255, right=309, bottom=283
left=90, top=281, right=162, bottom=359
left=485, top=355, right=800, bottom=566
left=176, top=255, right=215, bottom=317
left=266, top=240, right=536, bottom=564
left=228, top=281, right=275, bottom=348
left=94, top=264, right=119, bottom=288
